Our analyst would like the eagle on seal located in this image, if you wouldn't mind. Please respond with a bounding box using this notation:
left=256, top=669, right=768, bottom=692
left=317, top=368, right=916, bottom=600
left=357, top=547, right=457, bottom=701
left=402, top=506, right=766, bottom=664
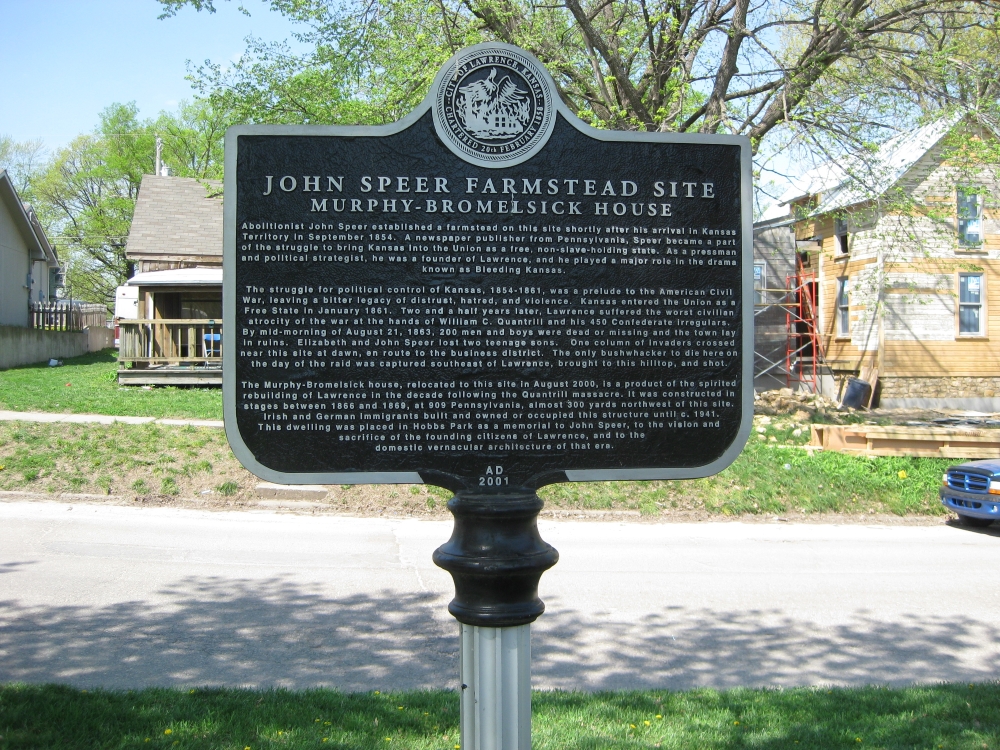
left=457, top=68, right=531, bottom=138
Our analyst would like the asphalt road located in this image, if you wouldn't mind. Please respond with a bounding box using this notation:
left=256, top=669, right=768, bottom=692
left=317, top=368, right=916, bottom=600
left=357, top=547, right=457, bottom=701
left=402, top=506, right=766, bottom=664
left=1, top=501, right=997, bottom=691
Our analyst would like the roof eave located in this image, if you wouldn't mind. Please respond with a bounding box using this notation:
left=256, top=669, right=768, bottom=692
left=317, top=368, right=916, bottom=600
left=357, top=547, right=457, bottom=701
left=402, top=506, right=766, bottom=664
left=127, top=279, right=223, bottom=287
left=0, top=170, right=55, bottom=264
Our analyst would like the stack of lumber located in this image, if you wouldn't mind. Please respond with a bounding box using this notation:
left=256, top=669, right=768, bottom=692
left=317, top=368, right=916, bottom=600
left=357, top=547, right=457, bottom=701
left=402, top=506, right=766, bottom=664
left=809, top=424, right=1000, bottom=458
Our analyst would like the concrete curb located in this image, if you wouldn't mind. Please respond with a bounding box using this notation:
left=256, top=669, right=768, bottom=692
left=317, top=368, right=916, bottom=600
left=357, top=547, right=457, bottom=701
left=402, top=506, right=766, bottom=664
left=0, top=490, right=330, bottom=513
left=0, top=490, right=124, bottom=503
left=255, top=482, right=330, bottom=500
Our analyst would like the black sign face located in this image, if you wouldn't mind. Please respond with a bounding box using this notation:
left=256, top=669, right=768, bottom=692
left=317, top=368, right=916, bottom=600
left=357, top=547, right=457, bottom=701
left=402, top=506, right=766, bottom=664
left=224, top=43, right=753, bottom=491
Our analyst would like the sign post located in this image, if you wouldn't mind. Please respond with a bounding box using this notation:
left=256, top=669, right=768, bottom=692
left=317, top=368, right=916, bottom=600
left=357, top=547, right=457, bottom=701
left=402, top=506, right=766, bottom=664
left=224, top=42, right=752, bottom=749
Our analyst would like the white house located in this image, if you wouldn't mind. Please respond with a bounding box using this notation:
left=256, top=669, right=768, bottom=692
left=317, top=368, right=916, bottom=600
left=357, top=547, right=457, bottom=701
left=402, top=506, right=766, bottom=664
left=0, top=169, right=59, bottom=327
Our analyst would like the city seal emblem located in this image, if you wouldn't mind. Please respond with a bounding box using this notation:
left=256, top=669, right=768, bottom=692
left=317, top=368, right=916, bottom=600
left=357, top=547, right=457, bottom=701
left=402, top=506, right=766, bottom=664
left=433, top=44, right=556, bottom=168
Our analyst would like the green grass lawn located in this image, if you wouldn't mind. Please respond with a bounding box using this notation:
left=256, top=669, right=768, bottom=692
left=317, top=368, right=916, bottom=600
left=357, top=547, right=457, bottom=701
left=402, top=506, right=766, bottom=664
left=0, top=419, right=953, bottom=517
left=1, top=683, right=997, bottom=749
left=0, top=422, right=242, bottom=498
left=543, top=422, right=954, bottom=518
left=0, top=419, right=954, bottom=517
left=0, top=351, right=221, bottom=420
left=0, top=352, right=960, bottom=518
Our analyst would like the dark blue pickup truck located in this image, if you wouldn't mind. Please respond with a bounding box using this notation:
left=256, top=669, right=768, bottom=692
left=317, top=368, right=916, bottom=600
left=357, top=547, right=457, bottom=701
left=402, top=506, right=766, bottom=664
left=940, top=459, right=1000, bottom=527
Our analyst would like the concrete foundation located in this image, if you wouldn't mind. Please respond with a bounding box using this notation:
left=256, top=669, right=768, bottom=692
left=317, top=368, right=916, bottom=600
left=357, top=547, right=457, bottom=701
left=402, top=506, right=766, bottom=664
left=877, top=376, right=1000, bottom=412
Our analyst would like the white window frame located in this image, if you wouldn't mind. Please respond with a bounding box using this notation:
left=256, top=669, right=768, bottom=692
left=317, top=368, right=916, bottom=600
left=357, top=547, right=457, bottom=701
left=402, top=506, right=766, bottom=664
left=837, top=277, right=850, bottom=337
left=753, top=262, right=765, bottom=305
left=834, top=216, right=849, bottom=254
left=957, top=272, right=986, bottom=337
left=957, top=188, right=983, bottom=247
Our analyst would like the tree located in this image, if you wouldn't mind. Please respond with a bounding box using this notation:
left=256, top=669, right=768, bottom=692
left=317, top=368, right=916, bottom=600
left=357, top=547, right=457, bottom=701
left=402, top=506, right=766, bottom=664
left=160, top=0, right=1000, bottom=147
left=27, top=104, right=155, bottom=306
left=0, top=136, right=46, bottom=195
left=27, top=101, right=230, bottom=308
left=153, top=98, right=231, bottom=179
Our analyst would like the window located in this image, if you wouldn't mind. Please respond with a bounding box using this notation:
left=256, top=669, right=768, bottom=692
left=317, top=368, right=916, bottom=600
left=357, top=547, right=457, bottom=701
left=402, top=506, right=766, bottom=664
left=837, top=278, right=850, bottom=336
left=834, top=216, right=849, bottom=254
left=958, top=273, right=984, bottom=335
left=181, top=293, right=222, bottom=320
left=753, top=263, right=765, bottom=305
left=957, top=188, right=983, bottom=246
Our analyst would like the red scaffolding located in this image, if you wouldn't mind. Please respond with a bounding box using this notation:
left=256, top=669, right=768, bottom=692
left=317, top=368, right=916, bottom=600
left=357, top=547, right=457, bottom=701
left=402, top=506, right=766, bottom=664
left=753, top=254, right=824, bottom=392
left=784, top=261, right=822, bottom=392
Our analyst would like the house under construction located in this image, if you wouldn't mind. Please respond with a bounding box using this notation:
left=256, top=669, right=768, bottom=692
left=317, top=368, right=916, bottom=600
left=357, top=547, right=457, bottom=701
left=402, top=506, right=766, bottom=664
left=753, top=113, right=1000, bottom=411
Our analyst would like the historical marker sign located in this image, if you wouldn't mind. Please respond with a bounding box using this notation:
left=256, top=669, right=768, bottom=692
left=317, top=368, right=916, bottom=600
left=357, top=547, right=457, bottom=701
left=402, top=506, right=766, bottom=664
left=223, top=43, right=753, bottom=492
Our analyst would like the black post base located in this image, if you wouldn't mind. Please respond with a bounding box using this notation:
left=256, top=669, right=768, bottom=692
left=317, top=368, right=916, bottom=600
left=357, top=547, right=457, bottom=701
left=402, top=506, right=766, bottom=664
left=432, top=489, right=559, bottom=627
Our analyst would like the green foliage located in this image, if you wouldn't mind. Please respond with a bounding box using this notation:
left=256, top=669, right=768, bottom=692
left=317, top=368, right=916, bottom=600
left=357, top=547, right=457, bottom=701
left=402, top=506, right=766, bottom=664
left=216, top=480, right=240, bottom=496
left=161, top=0, right=1000, bottom=155
left=152, top=99, right=231, bottom=180
left=2, top=682, right=1000, bottom=749
left=0, top=350, right=222, bottom=420
left=27, top=103, right=154, bottom=305
left=0, top=422, right=241, bottom=498
left=755, top=3, right=1000, bottom=220
left=0, top=135, right=46, bottom=194
left=23, top=100, right=229, bottom=308
left=881, top=14, right=1000, bottom=120
left=187, top=1, right=481, bottom=128
left=541, top=420, right=952, bottom=518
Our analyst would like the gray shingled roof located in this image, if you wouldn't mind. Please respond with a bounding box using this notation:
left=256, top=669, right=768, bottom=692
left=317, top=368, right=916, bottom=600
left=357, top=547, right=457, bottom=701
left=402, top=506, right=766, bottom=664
left=126, top=175, right=223, bottom=259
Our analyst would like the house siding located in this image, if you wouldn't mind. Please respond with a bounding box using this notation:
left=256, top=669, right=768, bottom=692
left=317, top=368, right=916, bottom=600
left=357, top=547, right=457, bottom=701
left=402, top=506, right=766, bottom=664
left=0, top=199, right=29, bottom=327
left=805, top=130, right=1000, bottom=406
left=751, top=222, right=796, bottom=388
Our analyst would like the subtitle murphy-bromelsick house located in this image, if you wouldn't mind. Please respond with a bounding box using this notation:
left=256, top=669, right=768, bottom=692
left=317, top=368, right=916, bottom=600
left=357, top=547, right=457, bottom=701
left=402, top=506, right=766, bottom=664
left=758, top=113, right=1000, bottom=411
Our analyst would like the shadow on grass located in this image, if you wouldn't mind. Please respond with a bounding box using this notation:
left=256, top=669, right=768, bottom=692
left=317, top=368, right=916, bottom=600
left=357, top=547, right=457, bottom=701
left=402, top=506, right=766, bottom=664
left=533, top=683, right=1000, bottom=749
left=1, top=575, right=998, bottom=692
left=3, top=680, right=999, bottom=750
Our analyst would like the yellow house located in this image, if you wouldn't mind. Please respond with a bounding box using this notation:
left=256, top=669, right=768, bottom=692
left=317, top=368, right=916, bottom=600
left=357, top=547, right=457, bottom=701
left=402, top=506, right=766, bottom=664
left=760, top=114, right=1000, bottom=410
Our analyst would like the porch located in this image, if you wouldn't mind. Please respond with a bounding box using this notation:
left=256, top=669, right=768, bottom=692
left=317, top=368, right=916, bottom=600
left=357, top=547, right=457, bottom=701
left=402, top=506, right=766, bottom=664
left=118, top=319, right=222, bottom=385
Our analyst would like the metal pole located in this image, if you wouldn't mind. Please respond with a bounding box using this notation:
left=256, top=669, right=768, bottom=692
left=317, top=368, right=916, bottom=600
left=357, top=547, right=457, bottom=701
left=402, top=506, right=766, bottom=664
left=434, top=490, right=557, bottom=750
left=460, top=623, right=531, bottom=750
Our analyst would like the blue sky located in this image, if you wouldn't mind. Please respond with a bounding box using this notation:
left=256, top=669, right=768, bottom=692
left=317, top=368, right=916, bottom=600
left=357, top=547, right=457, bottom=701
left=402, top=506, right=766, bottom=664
left=0, top=0, right=303, bottom=150
left=1, top=0, right=798, bottom=212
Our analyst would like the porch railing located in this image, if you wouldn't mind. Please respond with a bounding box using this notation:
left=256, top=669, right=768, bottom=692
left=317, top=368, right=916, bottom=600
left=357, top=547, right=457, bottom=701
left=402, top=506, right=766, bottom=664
left=118, top=319, right=222, bottom=366
left=31, top=301, right=108, bottom=331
